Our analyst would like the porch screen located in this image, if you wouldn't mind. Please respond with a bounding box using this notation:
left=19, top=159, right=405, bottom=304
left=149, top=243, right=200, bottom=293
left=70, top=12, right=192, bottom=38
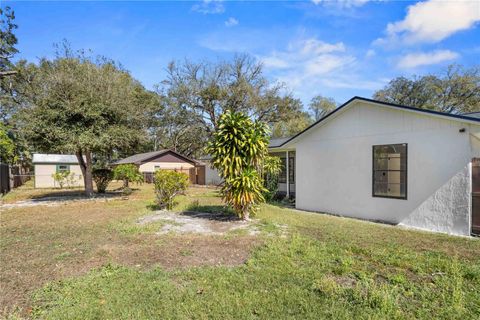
left=372, top=144, right=407, bottom=199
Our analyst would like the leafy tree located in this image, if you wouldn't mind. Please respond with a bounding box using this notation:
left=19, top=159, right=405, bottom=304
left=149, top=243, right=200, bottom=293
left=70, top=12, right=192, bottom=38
left=309, top=95, right=337, bottom=121
left=0, top=6, right=18, bottom=73
left=113, top=164, right=143, bottom=188
left=92, top=168, right=113, bottom=193
left=374, top=65, right=480, bottom=114
left=206, top=111, right=269, bottom=220
left=161, top=54, right=300, bottom=134
left=271, top=110, right=312, bottom=138
left=19, top=46, right=150, bottom=196
left=154, top=170, right=189, bottom=210
left=262, top=156, right=282, bottom=202
left=0, top=123, right=14, bottom=163
left=148, top=94, right=208, bottom=157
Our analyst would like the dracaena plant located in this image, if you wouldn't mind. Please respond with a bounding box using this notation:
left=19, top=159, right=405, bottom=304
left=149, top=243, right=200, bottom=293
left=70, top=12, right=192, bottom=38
left=206, top=111, right=270, bottom=220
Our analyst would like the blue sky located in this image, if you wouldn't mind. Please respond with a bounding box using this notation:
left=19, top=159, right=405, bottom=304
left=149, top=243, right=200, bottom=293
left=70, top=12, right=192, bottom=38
left=5, top=0, right=480, bottom=105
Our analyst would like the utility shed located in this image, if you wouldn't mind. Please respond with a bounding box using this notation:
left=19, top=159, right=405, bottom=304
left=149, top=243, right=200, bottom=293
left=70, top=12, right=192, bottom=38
left=32, top=154, right=84, bottom=188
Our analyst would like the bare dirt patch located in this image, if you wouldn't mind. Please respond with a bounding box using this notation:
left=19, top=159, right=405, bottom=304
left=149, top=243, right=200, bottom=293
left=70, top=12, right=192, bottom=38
left=138, top=211, right=259, bottom=235
left=0, top=188, right=261, bottom=317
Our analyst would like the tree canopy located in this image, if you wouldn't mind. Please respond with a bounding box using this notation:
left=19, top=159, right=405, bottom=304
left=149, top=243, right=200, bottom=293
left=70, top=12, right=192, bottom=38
left=156, top=54, right=301, bottom=155
left=19, top=47, right=152, bottom=195
left=0, top=6, right=18, bottom=73
left=309, top=95, right=337, bottom=121
left=374, top=65, right=480, bottom=114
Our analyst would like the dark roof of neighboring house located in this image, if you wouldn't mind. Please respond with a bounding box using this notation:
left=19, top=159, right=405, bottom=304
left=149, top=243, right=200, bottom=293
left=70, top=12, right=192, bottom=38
left=269, top=137, right=291, bottom=148
left=273, top=96, right=480, bottom=148
left=115, top=149, right=197, bottom=165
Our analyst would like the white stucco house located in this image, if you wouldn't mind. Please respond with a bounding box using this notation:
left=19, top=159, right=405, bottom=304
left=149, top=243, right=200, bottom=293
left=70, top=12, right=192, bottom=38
left=269, top=97, right=480, bottom=236
left=32, top=154, right=84, bottom=188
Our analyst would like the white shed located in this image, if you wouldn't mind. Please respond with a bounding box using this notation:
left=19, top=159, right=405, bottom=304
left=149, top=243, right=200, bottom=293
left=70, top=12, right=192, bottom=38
left=271, top=97, right=480, bottom=236
left=32, top=154, right=84, bottom=188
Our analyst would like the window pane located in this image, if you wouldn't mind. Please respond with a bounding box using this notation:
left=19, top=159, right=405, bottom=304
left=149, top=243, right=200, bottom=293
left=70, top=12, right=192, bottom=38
left=57, top=165, right=70, bottom=173
left=374, top=183, right=406, bottom=198
left=288, top=157, right=295, bottom=183
left=373, top=144, right=407, bottom=198
left=279, top=157, right=286, bottom=183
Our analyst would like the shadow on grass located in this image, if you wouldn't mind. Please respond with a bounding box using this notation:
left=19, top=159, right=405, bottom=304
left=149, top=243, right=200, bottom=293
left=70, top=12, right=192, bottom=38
left=28, top=190, right=124, bottom=202
left=266, top=199, right=296, bottom=210
left=182, top=202, right=239, bottom=221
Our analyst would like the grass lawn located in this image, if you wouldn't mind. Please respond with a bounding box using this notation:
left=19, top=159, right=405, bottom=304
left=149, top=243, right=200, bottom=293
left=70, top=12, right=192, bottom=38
left=1, top=183, right=479, bottom=319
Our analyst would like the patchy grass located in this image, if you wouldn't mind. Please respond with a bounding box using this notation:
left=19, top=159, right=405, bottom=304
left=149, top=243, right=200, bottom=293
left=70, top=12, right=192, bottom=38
left=1, top=184, right=479, bottom=319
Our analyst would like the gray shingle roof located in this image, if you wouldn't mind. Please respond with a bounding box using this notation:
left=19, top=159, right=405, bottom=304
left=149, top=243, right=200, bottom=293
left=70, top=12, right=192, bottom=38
left=32, top=153, right=80, bottom=164
left=269, top=137, right=292, bottom=148
left=463, top=112, right=480, bottom=119
left=115, top=150, right=170, bottom=165
left=115, top=149, right=199, bottom=165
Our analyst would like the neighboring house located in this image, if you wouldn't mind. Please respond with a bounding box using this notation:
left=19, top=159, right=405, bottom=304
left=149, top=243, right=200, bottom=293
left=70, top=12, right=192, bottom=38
left=115, top=149, right=205, bottom=185
left=269, top=97, right=480, bottom=236
left=32, top=154, right=84, bottom=188
left=195, top=155, right=223, bottom=186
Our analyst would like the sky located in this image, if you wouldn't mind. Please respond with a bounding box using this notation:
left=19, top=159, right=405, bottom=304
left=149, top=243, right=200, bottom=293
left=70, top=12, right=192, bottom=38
left=4, top=0, right=480, bottom=106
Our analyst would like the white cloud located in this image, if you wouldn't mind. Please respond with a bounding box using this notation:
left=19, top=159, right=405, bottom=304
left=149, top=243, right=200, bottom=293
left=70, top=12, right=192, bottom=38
left=397, top=50, right=459, bottom=69
left=366, top=49, right=376, bottom=58
left=225, top=17, right=239, bottom=27
left=192, top=0, right=225, bottom=14
left=312, top=0, right=370, bottom=8
left=377, top=0, right=480, bottom=45
left=259, top=38, right=349, bottom=74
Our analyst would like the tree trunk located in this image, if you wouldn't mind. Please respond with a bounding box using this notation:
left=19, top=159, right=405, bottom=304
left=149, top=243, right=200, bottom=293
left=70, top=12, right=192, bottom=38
left=76, top=149, right=94, bottom=197
left=242, top=208, right=250, bottom=221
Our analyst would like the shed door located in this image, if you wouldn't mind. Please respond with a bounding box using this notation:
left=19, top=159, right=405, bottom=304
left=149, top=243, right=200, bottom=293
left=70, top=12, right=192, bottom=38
left=472, top=158, right=480, bottom=236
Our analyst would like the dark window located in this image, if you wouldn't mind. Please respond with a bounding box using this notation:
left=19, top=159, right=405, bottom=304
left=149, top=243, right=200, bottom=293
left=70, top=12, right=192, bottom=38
left=288, top=157, right=295, bottom=184
left=279, top=157, right=287, bottom=183
left=373, top=144, right=407, bottom=199
left=278, top=155, right=294, bottom=184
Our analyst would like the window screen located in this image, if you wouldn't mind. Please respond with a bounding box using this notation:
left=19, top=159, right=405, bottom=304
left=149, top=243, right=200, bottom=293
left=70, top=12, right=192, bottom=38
left=279, top=157, right=287, bottom=183
left=373, top=144, right=407, bottom=199
left=288, top=157, right=295, bottom=184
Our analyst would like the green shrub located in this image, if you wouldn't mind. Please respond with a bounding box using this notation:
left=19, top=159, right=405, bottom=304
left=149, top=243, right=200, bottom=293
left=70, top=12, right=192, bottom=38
left=262, top=156, right=282, bottom=202
left=51, top=171, right=74, bottom=189
left=154, top=170, right=189, bottom=210
left=112, top=164, right=143, bottom=188
left=92, top=168, right=113, bottom=193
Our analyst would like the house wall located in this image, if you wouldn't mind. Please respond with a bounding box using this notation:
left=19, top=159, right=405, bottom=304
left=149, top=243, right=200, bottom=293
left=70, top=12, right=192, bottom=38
left=34, top=164, right=84, bottom=188
left=203, top=161, right=223, bottom=185
left=293, top=101, right=479, bottom=236
left=138, top=161, right=194, bottom=172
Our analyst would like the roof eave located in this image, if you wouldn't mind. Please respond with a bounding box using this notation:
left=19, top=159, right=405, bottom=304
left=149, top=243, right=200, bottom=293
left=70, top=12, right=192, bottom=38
left=278, top=96, right=480, bottom=148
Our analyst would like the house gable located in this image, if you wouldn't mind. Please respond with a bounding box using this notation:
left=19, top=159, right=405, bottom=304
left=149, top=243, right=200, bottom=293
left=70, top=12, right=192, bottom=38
left=140, top=150, right=196, bottom=165
left=282, top=97, right=480, bottom=148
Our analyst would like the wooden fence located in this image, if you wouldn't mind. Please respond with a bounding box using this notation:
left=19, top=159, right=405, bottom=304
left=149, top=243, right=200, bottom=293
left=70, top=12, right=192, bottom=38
left=0, top=163, right=31, bottom=194
left=0, top=163, right=10, bottom=194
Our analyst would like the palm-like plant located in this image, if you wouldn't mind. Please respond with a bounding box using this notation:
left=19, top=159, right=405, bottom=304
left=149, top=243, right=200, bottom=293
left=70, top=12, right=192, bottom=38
left=206, top=111, right=270, bottom=220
